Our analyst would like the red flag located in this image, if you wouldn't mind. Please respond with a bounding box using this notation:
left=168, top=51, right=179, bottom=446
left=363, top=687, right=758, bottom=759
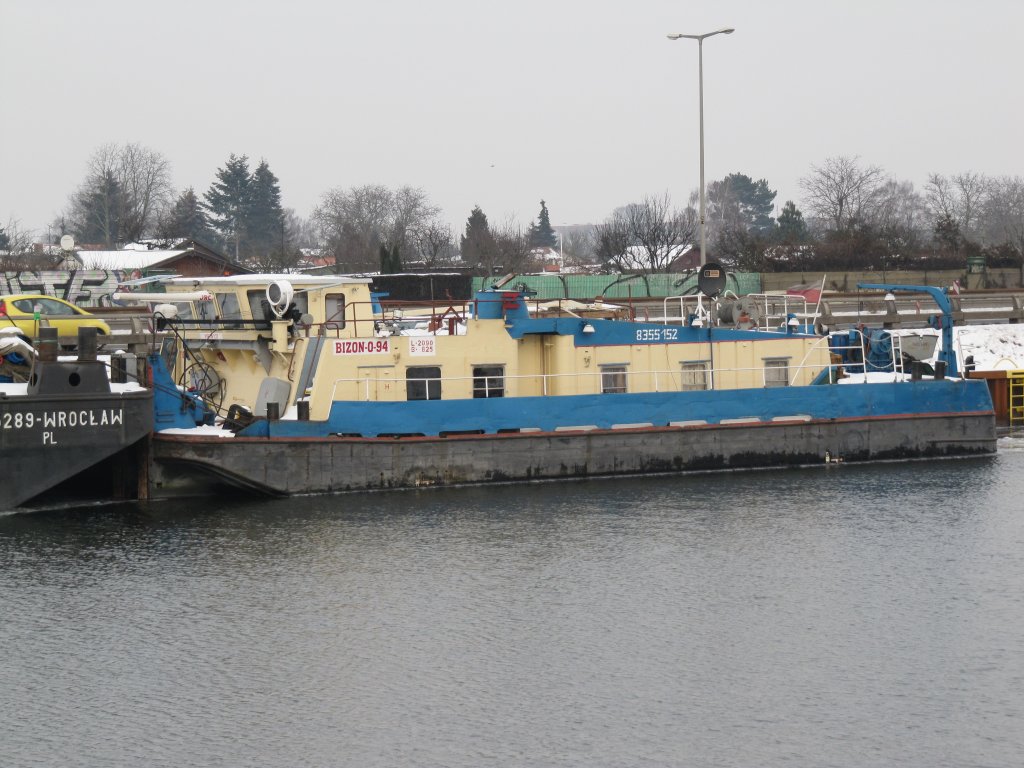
left=786, top=287, right=821, bottom=305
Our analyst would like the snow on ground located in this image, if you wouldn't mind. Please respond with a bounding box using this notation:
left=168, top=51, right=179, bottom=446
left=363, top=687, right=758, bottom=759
left=891, top=324, right=1024, bottom=370
left=157, top=424, right=235, bottom=437
left=954, top=324, right=1024, bottom=370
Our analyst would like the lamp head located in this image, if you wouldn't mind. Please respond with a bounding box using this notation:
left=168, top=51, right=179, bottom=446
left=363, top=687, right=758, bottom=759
left=668, top=28, right=735, bottom=41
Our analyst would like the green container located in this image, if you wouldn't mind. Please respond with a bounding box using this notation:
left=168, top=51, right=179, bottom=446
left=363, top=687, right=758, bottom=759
left=472, top=272, right=762, bottom=299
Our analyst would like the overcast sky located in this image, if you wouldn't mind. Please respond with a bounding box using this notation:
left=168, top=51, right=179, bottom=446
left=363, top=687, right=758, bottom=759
left=2, top=0, right=1022, bottom=241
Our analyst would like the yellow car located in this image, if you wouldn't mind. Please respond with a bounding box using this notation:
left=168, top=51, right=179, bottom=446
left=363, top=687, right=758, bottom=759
left=0, top=294, right=111, bottom=345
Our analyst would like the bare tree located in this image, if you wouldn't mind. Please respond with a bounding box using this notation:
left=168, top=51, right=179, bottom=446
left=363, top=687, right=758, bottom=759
left=982, top=176, right=1024, bottom=281
left=558, top=225, right=597, bottom=266
left=595, top=193, right=696, bottom=273
left=925, top=172, right=989, bottom=241
left=799, top=155, right=886, bottom=233
left=491, top=218, right=535, bottom=275
left=118, top=143, right=172, bottom=239
left=871, top=180, right=930, bottom=257
left=389, top=187, right=440, bottom=254
left=410, top=221, right=457, bottom=268
left=312, top=184, right=439, bottom=273
left=0, top=218, right=37, bottom=270
left=283, top=209, right=318, bottom=250
left=65, top=143, right=173, bottom=245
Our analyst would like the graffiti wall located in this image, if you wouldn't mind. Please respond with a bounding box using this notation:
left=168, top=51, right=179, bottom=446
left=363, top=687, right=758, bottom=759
left=0, top=270, right=130, bottom=307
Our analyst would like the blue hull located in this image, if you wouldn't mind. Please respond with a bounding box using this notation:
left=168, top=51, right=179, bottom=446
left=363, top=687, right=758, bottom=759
left=238, top=378, right=995, bottom=438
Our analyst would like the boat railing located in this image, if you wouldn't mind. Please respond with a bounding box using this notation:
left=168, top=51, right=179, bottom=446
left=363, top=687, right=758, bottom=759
left=660, top=293, right=812, bottom=330
left=827, top=328, right=909, bottom=379
left=327, top=355, right=858, bottom=403
left=164, top=293, right=823, bottom=341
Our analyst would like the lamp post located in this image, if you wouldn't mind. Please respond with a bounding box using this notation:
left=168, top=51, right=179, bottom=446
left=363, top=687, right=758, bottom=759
left=667, top=27, right=734, bottom=267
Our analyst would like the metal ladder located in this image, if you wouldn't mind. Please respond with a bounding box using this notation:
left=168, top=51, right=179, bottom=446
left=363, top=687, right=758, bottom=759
left=1010, top=371, right=1024, bottom=428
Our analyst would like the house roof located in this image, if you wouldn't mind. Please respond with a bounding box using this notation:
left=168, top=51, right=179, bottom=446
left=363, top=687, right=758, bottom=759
left=81, top=249, right=188, bottom=270
left=76, top=238, right=251, bottom=274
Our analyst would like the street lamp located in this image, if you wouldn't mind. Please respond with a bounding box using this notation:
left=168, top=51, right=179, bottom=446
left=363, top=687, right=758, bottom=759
left=667, top=27, right=734, bottom=267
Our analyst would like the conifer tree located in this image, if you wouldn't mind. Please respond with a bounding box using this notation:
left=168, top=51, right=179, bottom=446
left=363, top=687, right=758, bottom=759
left=529, top=199, right=557, bottom=248
left=75, top=170, right=124, bottom=247
left=379, top=243, right=403, bottom=273
left=775, top=200, right=808, bottom=243
left=246, top=159, right=286, bottom=262
left=460, top=206, right=497, bottom=270
left=158, top=188, right=215, bottom=242
left=204, top=154, right=252, bottom=259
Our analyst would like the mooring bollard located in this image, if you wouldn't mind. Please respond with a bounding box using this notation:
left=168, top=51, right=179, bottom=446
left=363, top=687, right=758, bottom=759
left=77, top=326, right=97, bottom=362
left=298, top=401, right=310, bottom=421
left=110, top=355, right=127, bottom=383
left=266, top=402, right=280, bottom=420
left=37, top=327, right=58, bottom=362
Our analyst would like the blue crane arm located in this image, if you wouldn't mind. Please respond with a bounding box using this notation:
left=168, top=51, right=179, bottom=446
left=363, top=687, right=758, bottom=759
left=857, top=283, right=958, bottom=376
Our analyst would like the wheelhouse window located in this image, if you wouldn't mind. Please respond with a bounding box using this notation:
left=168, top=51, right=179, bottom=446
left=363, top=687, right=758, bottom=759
left=247, top=290, right=272, bottom=324
left=215, top=292, right=241, bottom=320
left=190, top=297, right=215, bottom=321
left=600, top=364, right=628, bottom=394
left=173, top=301, right=195, bottom=321
left=406, top=366, right=441, bottom=401
left=680, top=361, right=710, bottom=391
left=763, top=358, right=790, bottom=388
left=473, top=365, right=505, bottom=398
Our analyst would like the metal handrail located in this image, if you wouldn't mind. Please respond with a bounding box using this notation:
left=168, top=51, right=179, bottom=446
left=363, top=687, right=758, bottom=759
left=325, top=355, right=857, bottom=403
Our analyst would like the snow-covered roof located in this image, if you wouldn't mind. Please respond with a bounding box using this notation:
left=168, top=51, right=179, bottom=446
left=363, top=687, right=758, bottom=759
left=80, top=250, right=186, bottom=270
left=164, top=274, right=371, bottom=287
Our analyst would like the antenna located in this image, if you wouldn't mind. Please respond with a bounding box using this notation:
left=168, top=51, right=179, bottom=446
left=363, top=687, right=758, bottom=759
left=697, top=261, right=726, bottom=298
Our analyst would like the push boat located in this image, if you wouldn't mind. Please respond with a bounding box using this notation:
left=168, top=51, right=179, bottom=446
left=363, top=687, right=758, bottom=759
left=139, top=267, right=996, bottom=500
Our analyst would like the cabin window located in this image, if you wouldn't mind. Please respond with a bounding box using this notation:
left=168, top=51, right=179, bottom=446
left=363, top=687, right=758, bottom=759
left=473, top=365, right=505, bottom=398
left=173, top=301, right=195, bottom=321
left=406, top=366, right=441, bottom=401
left=247, top=290, right=273, bottom=324
left=194, top=299, right=215, bottom=321
left=600, top=364, right=628, bottom=394
left=680, top=361, right=710, bottom=391
left=244, top=290, right=308, bottom=325
left=763, top=358, right=790, bottom=387
left=215, top=292, right=241, bottom=320
left=325, top=294, right=346, bottom=328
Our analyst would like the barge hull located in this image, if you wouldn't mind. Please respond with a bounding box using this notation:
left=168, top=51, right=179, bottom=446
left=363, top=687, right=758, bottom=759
left=149, top=410, right=996, bottom=499
left=2, top=390, right=154, bottom=509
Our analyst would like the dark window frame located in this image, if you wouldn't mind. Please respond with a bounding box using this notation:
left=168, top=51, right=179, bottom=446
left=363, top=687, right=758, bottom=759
left=406, top=365, right=442, bottom=401
left=473, top=365, right=505, bottom=398
left=600, top=364, right=628, bottom=394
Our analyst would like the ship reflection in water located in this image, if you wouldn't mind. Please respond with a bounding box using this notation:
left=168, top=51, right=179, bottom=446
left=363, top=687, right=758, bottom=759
left=2, top=444, right=1023, bottom=768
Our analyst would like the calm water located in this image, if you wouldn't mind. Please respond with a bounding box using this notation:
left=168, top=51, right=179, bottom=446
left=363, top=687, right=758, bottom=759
left=3, top=444, right=1024, bottom=768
